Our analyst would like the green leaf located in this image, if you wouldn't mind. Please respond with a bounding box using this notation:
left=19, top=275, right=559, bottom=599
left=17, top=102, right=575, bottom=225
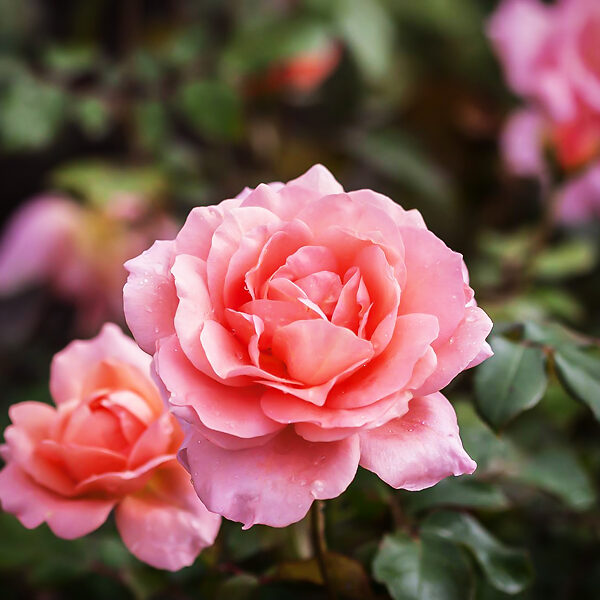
left=52, top=160, right=168, bottom=209
left=354, top=130, right=453, bottom=205
left=44, top=44, right=99, bottom=76
left=0, top=74, right=66, bottom=151
left=554, top=346, right=600, bottom=421
left=177, top=80, right=243, bottom=141
left=522, top=321, right=590, bottom=349
left=475, top=337, right=548, bottom=430
left=216, top=575, right=259, bottom=600
left=514, top=447, right=596, bottom=511
left=403, top=477, right=509, bottom=514
left=423, top=511, right=533, bottom=594
left=373, top=532, right=473, bottom=600
left=531, top=238, right=596, bottom=280
left=72, top=96, right=111, bottom=139
left=333, top=0, right=395, bottom=82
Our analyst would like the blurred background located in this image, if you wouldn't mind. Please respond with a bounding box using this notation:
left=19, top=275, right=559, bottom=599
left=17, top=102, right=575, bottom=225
left=0, top=1, right=599, bottom=599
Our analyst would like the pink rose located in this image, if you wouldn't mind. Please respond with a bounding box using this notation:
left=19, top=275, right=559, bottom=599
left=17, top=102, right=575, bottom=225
left=0, top=195, right=177, bottom=332
left=0, top=324, right=220, bottom=571
left=488, top=0, right=600, bottom=170
left=124, top=165, right=492, bottom=528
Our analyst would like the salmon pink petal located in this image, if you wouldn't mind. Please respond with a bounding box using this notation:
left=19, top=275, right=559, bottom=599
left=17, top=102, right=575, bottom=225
left=346, top=189, right=426, bottom=230
left=286, top=163, right=344, bottom=196
left=175, top=204, right=229, bottom=260
left=3, top=427, right=77, bottom=496
left=398, top=227, right=465, bottom=345
left=115, top=463, right=220, bottom=571
left=261, top=388, right=411, bottom=432
left=128, top=413, right=179, bottom=469
left=8, top=402, right=56, bottom=441
left=294, top=271, right=342, bottom=316
left=51, top=323, right=152, bottom=404
left=0, top=463, right=115, bottom=539
left=416, top=306, right=493, bottom=396
left=124, top=240, right=178, bottom=355
left=272, top=319, right=374, bottom=386
left=359, top=393, right=476, bottom=490
left=245, top=220, right=314, bottom=298
left=157, top=336, right=284, bottom=438
left=327, top=314, right=439, bottom=409
left=207, top=207, right=281, bottom=315
left=0, top=196, right=81, bottom=296
left=272, top=245, right=338, bottom=281
left=181, top=427, right=360, bottom=528
left=297, top=193, right=401, bottom=243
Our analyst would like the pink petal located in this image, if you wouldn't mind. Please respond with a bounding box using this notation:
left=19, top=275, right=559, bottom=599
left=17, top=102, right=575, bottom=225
left=124, top=240, right=178, bottom=355
left=157, top=335, right=284, bottom=438
left=206, top=207, right=281, bottom=317
left=50, top=324, right=153, bottom=397
left=180, top=427, right=360, bottom=528
left=272, top=245, right=338, bottom=281
left=261, top=388, right=411, bottom=434
left=398, top=227, right=465, bottom=346
left=0, top=196, right=81, bottom=295
left=127, top=413, right=179, bottom=469
left=8, top=402, right=56, bottom=442
left=327, top=314, right=439, bottom=409
left=416, top=306, right=493, bottom=396
left=294, top=271, right=342, bottom=316
left=175, top=204, right=233, bottom=260
left=501, top=108, right=546, bottom=177
left=239, top=182, right=313, bottom=222
left=557, top=163, right=600, bottom=223
left=115, top=463, right=220, bottom=571
left=487, top=0, right=555, bottom=96
left=272, top=319, right=374, bottom=386
left=286, top=164, right=344, bottom=196
left=245, top=219, right=314, bottom=298
left=0, top=462, right=114, bottom=539
left=359, top=393, right=476, bottom=490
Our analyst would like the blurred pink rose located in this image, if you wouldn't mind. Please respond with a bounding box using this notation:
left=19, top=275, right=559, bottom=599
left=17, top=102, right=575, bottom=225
left=0, top=195, right=177, bottom=332
left=124, top=165, right=492, bottom=528
left=0, top=324, right=220, bottom=571
left=489, top=0, right=600, bottom=170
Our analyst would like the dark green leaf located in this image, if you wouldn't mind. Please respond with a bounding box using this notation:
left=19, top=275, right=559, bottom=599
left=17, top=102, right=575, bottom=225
left=216, top=575, right=259, bottom=600
left=404, top=477, right=509, bottom=514
left=423, top=511, right=532, bottom=594
left=554, top=346, right=600, bottom=421
left=373, top=532, right=473, bottom=600
left=177, top=81, right=243, bottom=141
left=514, top=447, right=596, bottom=510
left=531, top=239, right=596, bottom=280
left=522, top=321, right=590, bottom=348
left=474, top=337, right=548, bottom=430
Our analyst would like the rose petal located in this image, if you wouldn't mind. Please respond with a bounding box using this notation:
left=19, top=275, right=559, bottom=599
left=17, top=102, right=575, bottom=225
left=157, top=336, right=284, bottom=438
left=416, top=306, right=493, bottom=396
left=8, top=402, right=56, bottom=442
left=272, top=319, right=374, bottom=387
left=359, top=393, right=476, bottom=490
left=0, top=463, right=115, bottom=539
left=51, top=323, right=152, bottom=404
left=180, top=427, right=360, bottom=528
left=115, top=462, right=220, bottom=571
left=124, top=240, right=178, bottom=354
left=327, top=314, right=439, bottom=409
left=398, top=227, right=466, bottom=346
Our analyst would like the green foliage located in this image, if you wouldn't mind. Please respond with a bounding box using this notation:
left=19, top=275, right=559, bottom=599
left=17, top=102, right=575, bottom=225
left=475, top=337, right=548, bottom=430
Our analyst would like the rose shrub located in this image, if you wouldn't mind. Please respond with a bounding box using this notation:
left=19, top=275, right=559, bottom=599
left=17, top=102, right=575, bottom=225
left=124, top=165, right=493, bottom=528
left=0, top=324, right=220, bottom=570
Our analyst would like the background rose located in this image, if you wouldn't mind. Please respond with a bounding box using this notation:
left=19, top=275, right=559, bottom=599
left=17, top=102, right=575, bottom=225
left=0, top=195, right=177, bottom=332
left=124, top=164, right=492, bottom=528
left=0, top=323, right=220, bottom=571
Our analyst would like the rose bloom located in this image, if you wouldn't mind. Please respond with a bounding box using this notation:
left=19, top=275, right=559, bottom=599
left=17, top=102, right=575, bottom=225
left=0, top=324, right=220, bottom=570
left=124, top=165, right=492, bottom=528
left=488, top=0, right=600, bottom=171
left=0, top=194, right=177, bottom=332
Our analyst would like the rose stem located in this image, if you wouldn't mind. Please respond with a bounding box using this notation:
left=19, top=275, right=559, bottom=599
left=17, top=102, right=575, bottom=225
left=310, top=500, right=337, bottom=600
